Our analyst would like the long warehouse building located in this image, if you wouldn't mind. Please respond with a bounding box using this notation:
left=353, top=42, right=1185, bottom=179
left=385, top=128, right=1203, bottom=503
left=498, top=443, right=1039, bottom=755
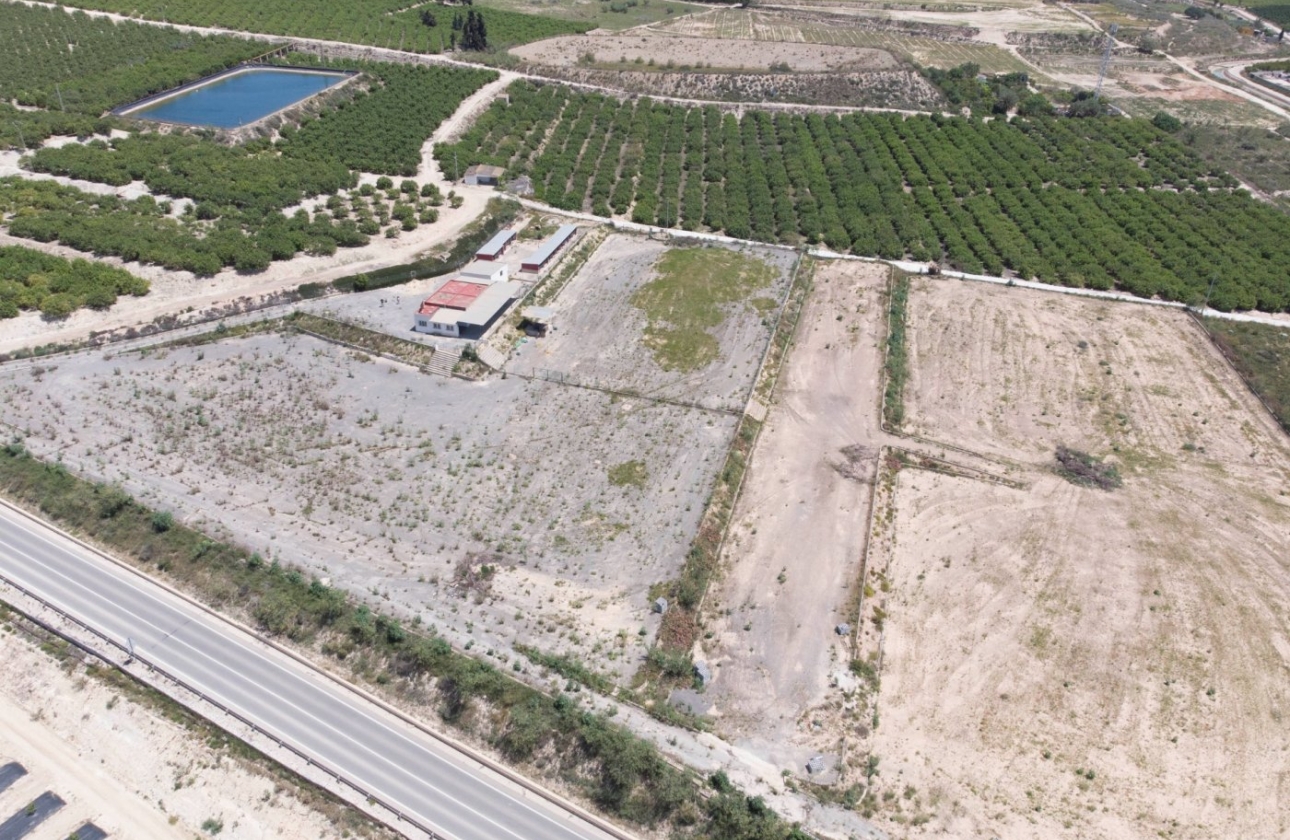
left=522, top=225, right=577, bottom=272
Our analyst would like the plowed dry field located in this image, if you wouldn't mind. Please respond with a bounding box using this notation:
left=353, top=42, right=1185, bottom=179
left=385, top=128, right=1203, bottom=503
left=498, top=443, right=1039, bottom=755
left=872, top=279, right=1290, bottom=838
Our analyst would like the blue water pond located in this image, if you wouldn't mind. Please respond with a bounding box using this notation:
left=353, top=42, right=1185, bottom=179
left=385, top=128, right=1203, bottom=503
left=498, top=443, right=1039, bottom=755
left=128, top=67, right=349, bottom=129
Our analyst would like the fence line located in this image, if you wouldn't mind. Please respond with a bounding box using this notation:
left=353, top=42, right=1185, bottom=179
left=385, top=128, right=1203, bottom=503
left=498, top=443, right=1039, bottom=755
left=513, top=368, right=739, bottom=416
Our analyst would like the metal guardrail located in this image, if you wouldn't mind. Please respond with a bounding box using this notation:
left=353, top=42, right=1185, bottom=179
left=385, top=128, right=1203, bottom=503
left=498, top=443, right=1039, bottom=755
left=0, top=571, right=447, bottom=840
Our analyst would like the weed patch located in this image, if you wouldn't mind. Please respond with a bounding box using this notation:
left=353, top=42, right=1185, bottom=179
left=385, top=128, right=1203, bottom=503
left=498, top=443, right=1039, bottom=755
left=883, top=270, right=910, bottom=429
left=288, top=313, right=436, bottom=369
left=1054, top=445, right=1122, bottom=489
left=1203, top=317, right=1290, bottom=434
left=608, top=459, right=648, bottom=488
left=632, top=246, right=777, bottom=372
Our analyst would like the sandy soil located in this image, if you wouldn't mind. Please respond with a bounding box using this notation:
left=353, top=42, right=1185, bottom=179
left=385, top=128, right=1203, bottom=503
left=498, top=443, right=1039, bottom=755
left=694, top=3, right=1090, bottom=40
left=1025, top=52, right=1245, bottom=106
left=904, top=279, right=1287, bottom=469
left=859, top=279, right=1290, bottom=837
left=0, top=326, right=736, bottom=682
left=512, top=32, right=901, bottom=71
left=506, top=235, right=796, bottom=412
left=701, top=261, right=895, bottom=775
left=0, top=624, right=362, bottom=840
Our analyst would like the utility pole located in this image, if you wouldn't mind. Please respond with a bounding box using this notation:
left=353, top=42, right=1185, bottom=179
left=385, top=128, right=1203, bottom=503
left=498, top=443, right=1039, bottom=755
left=1094, top=23, right=1119, bottom=101
left=1202, top=273, right=1219, bottom=313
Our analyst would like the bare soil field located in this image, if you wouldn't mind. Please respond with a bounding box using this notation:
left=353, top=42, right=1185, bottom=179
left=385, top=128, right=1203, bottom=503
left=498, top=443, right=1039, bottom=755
left=0, top=328, right=736, bottom=682
left=700, top=260, right=894, bottom=776
left=1114, top=91, right=1284, bottom=127
left=0, top=622, right=363, bottom=840
left=693, top=4, right=1089, bottom=39
left=506, top=235, right=796, bottom=412
left=903, top=280, right=1287, bottom=469
left=532, top=65, right=946, bottom=110
left=860, top=280, right=1290, bottom=837
left=512, top=32, right=902, bottom=72
left=1021, top=50, right=1274, bottom=122
left=643, top=7, right=1040, bottom=73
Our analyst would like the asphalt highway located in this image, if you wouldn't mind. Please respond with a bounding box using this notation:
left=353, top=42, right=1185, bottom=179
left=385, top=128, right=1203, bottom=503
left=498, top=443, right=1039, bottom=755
left=0, top=502, right=614, bottom=840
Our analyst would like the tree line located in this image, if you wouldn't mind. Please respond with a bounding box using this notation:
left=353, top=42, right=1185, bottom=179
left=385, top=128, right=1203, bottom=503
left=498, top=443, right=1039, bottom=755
left=0, top=244, right=149, bottom=319
left=48, top=0, right=589, bottom=54
left=9, top=58, right=496, bottom=276
left=438, top=82, right=1290, bottom=311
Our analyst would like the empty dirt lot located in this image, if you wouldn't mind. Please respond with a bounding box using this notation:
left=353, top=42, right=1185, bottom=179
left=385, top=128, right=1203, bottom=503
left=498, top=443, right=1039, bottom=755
left=865, top=280, right=1290, bottom=837
left=701, top=260, right=893, bottom=774
left=512, top=32, right=901, bottom=72
left=507, top=235, right=796, bottom=412
left=0, top=328, right=736, bottom=682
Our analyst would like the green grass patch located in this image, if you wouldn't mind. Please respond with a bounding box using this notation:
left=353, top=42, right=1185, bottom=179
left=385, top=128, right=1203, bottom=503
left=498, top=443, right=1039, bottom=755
left=513, top=644, right=614, bottom=693
left=882, top=270, right=910, bottom=429
left=1204, top=317, right=1290, bottom=433
left=608, top=459, right=648, bottom=488
left=631, top=246, right=776, bottom=372
left=1179, top=124, right=1290, bottom=212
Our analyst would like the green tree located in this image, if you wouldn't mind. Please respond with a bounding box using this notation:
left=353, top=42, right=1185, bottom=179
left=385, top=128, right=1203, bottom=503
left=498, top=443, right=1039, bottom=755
left=1151, top=111, right=1183, bottom=133
left=39, top=292, right=74, bottom=319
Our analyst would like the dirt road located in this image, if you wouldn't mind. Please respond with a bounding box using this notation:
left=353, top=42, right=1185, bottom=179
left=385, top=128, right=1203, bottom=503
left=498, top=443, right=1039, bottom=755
left=702, top=260, right=896, bottom=771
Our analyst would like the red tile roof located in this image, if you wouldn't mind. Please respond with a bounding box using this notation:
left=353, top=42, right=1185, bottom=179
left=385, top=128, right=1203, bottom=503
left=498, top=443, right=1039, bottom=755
left=424, top=279, right=488, bottom=311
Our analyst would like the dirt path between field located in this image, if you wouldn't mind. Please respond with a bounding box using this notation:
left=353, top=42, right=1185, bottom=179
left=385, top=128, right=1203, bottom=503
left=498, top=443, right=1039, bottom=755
left=700, top=262, right=899, bottom=770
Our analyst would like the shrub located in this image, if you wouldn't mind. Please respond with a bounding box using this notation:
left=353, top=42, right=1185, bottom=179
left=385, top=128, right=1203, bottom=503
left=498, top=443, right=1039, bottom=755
left=1054, top=445, right=1122, bottom=489
left=38, top=293, right=75, bottom=319
left=1152, top=111, right=1183, bottom=133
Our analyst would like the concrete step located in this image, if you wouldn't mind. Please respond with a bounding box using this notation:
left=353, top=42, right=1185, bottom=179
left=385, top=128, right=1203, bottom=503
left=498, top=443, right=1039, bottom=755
left=475, top=345, right=506, bottom=371
left=426, top=347, right=460, bottom=378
